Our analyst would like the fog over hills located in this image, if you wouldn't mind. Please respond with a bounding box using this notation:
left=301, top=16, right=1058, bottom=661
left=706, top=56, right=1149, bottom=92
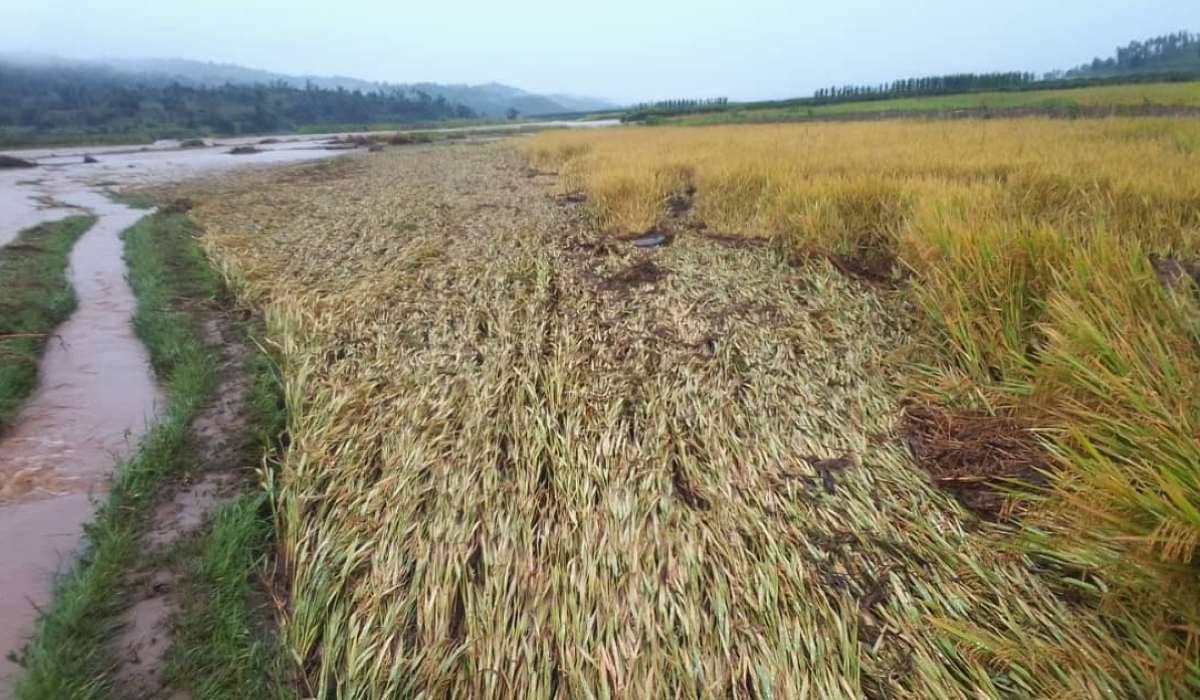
left=0, top=52, right=620, bottom=117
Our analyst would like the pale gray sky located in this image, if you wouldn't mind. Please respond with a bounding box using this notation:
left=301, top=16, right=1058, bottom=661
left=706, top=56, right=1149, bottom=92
left=2, top=0, right=1198, bottom=103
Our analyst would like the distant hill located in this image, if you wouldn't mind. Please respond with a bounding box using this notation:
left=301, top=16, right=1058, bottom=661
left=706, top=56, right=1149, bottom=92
left=0, top=54, right=618, bottom=118
left=0, top=57, right=478, bottom=147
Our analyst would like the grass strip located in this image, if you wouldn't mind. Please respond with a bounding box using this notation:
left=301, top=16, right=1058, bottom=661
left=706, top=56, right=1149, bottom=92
left=0, top=215, right=95, bottom=434
left=164, top=348, right=292, bottom=700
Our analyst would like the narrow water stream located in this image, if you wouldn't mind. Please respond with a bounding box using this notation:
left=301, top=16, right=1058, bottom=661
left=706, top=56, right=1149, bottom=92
left=0, top=195, right=161, bottom=692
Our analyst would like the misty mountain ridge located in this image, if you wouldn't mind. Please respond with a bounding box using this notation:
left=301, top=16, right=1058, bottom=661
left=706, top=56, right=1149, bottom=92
left=0, top=53, right=619, bottom=117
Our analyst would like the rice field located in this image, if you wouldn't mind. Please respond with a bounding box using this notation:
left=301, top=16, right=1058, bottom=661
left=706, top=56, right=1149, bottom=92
left=179, top=119, right=1200, bottom=700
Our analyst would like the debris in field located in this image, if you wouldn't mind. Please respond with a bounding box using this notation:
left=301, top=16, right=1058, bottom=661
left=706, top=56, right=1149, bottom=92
left=1151, top=254, right=1200, bottom=292
left=0, top=155, right=37, bottom=169
left=666, top=185, right=696, bottom=218
left=83, top=155, right=99, bottom=164
left=902, top=402, right=1050, bottom=520
left=695, top=231, right=771, bottom=249
left=599, top=259, right=669, bottom=291
left=631, top=232, right=669, bottom=248
left=368, top=144, right=385, bottom=152
left=800, top=454, right=857, bottom=494
left=160, top=198, right=195, bottom=215
left=826, top=253, right=901, bottom=285
left=227, top=146, right=262, bottom=155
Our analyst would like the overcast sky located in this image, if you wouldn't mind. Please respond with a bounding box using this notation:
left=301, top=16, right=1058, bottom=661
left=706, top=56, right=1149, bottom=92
left=2, top=0, right=1198, bottom=103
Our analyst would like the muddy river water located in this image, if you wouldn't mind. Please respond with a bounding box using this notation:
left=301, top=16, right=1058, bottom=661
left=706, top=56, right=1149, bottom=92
left=0, top=137, right=349, bottom=695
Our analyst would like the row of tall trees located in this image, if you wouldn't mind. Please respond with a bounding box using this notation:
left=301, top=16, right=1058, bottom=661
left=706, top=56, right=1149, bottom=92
left=810, top=31, right=1200, bottom=105
left=0, top=63, right=475, bottom=140
left=814, top=72, right=1038, bottom=101
left=629, top=97, right=729, bottom=112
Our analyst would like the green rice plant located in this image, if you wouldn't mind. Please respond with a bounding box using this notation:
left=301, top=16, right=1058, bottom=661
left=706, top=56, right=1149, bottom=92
left=767, top=178, right=911, bottom=273
left=900, top=211, right=1071, bottom=388
left=1030, top=244, right=1200, bottom=577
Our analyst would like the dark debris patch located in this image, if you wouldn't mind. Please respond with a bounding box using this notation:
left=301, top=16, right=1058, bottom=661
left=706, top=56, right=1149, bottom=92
left=902, top=402, right=1051, bottom=521
left=599, top=259, right=670, bottom=292
left=1151, top=254, right=1200, bottom=293
left=0, top=155, right=37, bottom=169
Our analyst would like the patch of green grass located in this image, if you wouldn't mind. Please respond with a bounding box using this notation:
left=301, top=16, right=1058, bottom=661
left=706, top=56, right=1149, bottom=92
left=166, top=492, right=279, bottom=700
left=0, top=216, right=95, bottom=435
left=391, top=219, right=419, bottom=234
left=10, top=213, right=222, bottom=699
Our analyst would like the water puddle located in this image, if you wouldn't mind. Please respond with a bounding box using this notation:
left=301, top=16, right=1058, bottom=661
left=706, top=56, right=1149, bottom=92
left=0, top=140, right=347, bottom=695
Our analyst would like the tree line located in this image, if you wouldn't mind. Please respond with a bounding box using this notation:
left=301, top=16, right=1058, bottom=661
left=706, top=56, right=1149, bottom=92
left=629, top=97, right=730, bottom=112
left=0, top=63, right=476, bottom=144
left=1066, top=31, right=1199, bottom=76
left=814, top=72, right=1038, bottom=101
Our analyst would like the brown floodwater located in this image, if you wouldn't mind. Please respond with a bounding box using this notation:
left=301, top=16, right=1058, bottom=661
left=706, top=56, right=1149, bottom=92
left=0, top=140, right=348, bottom=696
left=0, top=194, right=161, bottom=691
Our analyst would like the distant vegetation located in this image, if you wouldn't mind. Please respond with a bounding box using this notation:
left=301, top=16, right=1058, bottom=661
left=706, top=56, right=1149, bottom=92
left=813, top=71, right=1038, bottom=101
left=0, top=62, right=477, bottom=147
left=1064, top=30, right=1200, bottom=78
left=628, top=97, right=730, bottom=111
left=663, top=82, right=1200, bottom=126
left=624, top=30, right=1200, bottom=123
left=2, top=54, right=617, bottom=121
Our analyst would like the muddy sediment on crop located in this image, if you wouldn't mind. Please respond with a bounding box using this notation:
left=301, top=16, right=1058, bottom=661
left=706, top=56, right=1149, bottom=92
left=170, top=142, right=1146, bottom=699
left=902, top=402, right=1051, bottom=520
